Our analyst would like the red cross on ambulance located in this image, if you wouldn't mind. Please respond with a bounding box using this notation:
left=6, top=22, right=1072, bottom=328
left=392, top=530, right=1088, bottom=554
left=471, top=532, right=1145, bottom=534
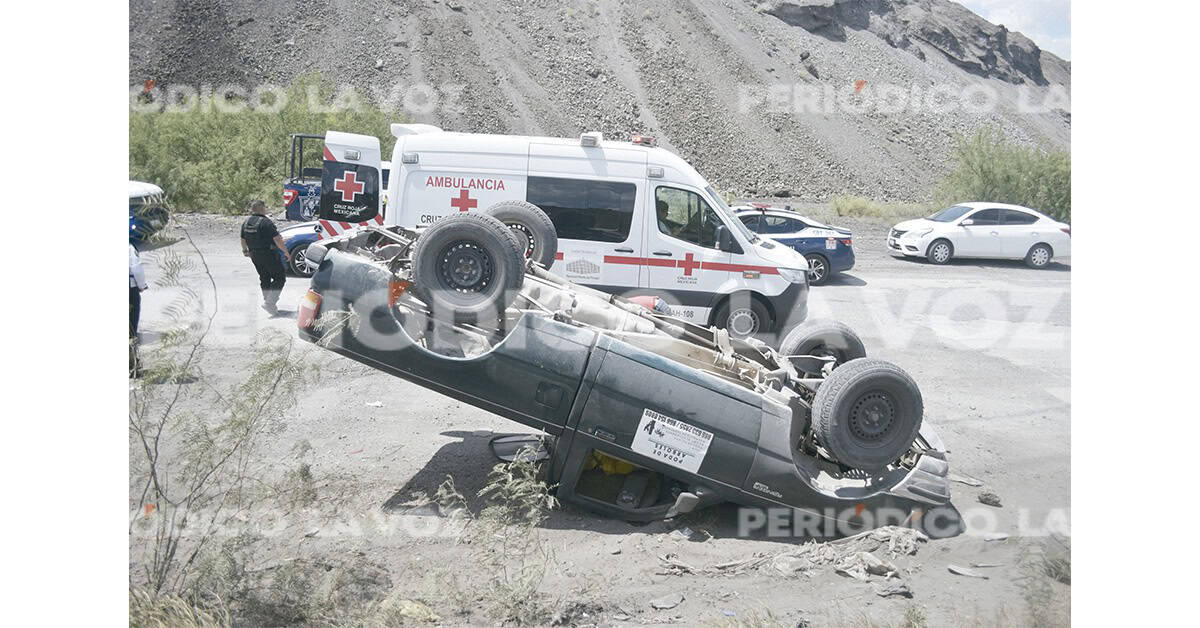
left=451, top=189, right=477, bottom=212
left=333, top=171, right=364, bottom=203
left=678, top=252, right=702, bottom=276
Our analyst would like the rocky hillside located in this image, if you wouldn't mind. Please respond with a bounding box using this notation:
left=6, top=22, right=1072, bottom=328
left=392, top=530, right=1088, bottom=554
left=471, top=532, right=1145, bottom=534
left=129, top=0, right=1070, bottom=202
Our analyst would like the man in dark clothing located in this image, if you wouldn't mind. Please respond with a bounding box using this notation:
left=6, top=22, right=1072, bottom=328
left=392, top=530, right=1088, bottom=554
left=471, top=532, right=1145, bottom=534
left=241, top=200, right=290, bottom=315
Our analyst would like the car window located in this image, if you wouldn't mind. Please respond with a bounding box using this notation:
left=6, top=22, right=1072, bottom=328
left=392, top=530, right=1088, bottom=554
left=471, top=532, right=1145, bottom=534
left=760, top=215, right=805, bottom=234
left=527, top=176, right=637, bottom=243
left=929, top=205, right=972, bottom=222
left=1002, top=209, right=1038, bottom=225
left=655, top=186, right=722, bottom=249
left=739, top=214, right=761, bottom=232
left=967, top=208, right=1002, bottom=225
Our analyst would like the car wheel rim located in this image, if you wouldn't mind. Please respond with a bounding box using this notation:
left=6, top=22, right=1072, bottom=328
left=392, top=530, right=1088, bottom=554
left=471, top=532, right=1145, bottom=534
left=932, top=244, right=949, bottom=262
left=438, top=241, right=494, bottom=293
left=1032, top=248, right=1049, bottom=265
left=293, top=247, right=310, bottom=275
left=727, top=308, right=760, bottom=337
left=807, top=257, right=826, bottom=282
left=506, top=223, right=536, bottom=259
left=850, top=392, right=896, bottom=441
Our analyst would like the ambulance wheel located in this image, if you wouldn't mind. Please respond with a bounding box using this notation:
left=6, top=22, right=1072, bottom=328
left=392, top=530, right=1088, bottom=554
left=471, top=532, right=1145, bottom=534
left=288, top=243, right=314, bottom=277
left=811, top=358, right=923, bottom=473
left=411, top=213, right=526, bottom=324
left=804, top=253, right=830, bottom=285
left=779, top=319, right=866, bottom=375
left=484, top=200, right=559, bottom=269
left=714, top=297, right=771, bottom=339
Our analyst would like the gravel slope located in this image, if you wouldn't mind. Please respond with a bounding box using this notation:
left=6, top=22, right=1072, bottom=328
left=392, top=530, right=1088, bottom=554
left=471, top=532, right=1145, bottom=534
left=129, top=0, right=1070, bottom=202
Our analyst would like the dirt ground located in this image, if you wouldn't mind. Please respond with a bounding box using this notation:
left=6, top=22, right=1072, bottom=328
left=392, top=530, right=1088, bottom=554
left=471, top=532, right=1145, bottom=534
left=131, top=212, right=1070, bottom=626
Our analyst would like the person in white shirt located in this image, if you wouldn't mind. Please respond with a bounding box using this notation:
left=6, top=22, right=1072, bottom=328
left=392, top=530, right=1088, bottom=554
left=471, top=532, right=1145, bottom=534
left=130, top=244, right=148, bottom=375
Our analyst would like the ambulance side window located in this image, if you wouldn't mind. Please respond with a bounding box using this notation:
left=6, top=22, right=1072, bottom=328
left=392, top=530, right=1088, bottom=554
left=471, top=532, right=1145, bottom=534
left=655, top=186, right=721, bottom=249
left=526, top=176, right=637, bottom=243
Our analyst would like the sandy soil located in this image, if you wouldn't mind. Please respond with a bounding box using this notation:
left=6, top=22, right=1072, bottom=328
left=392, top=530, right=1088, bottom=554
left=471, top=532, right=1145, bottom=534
left=131, top=212, right=1070, bottom=626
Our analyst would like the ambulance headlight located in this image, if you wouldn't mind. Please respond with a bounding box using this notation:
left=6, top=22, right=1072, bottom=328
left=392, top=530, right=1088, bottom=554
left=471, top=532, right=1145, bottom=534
left=777, top=267, right=808, bottom=284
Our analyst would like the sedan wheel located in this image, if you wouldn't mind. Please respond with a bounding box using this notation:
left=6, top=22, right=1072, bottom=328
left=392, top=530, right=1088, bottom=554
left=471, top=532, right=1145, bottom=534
left=927, top=239, right=953, bottom=265
left=290, top=243, right=314, bottom=277
left=804, top=253, right=830, bottom=285
left=1025, top=243, right=1052, bottom=269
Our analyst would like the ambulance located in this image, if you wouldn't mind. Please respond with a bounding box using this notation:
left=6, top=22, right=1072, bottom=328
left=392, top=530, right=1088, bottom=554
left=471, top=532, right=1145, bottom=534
left=314, top=125, right=810, bottom=340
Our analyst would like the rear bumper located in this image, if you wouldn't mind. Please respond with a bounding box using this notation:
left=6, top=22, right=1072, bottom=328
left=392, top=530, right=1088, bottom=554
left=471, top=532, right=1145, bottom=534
left=831, top=248, right=855, bottom=273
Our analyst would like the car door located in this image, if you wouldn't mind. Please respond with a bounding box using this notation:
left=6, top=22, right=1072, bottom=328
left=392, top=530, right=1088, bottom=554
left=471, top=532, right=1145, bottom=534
left=954, top=208, right=1003, bottom=258
left=759, top=214, right=813, bottom=250
left=998, top=209, right=1042, bottom=258
left=641, top=184, right=732, bottom=323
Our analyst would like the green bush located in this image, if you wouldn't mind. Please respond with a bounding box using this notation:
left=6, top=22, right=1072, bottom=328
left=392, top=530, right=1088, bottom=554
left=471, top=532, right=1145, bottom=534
left=129, top=75, right=401, bottom=213
left=933, top=129, right=1071, bottom=222
left=829, top=195, right=925, bottom=219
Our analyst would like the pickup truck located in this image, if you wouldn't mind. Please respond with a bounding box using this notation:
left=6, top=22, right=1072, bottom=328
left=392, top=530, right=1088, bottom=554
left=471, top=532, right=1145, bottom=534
left=296, top=204, right=957, bottom=535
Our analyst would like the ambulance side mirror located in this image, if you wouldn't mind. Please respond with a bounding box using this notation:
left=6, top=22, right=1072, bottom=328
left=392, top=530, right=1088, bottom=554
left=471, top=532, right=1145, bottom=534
left=716, top=225, right=740, bottom=254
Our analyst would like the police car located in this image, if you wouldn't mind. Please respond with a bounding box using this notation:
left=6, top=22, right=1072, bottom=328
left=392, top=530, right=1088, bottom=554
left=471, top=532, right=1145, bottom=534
left=129, top=180, right=170, bottom=247
left=310, top=126, right=812, bottom=342
left=277, top=221, right=322, bottom=277
left=732, top=205, right=854, bottom=285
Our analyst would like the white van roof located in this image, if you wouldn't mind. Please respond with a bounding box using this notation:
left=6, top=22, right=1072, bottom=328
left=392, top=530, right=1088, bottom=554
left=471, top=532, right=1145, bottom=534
left=390, top=126, right=712, bottom=191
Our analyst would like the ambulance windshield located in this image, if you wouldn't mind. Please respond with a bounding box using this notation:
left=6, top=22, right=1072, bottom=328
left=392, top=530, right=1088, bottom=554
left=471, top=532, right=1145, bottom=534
left=705, top=186, right=758, bottom=244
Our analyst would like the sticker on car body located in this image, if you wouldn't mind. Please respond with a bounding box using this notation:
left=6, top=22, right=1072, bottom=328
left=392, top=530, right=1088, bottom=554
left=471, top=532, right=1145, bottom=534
left=826, top=237, right=837, bottom=250
left=631, top=409, right=713, bottom=473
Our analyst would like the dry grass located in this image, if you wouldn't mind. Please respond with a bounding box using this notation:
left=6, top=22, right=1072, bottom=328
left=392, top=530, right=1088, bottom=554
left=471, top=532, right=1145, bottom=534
left=829, top=195, right=927, bottom=220
left=129, top=587, right=230, bottom=628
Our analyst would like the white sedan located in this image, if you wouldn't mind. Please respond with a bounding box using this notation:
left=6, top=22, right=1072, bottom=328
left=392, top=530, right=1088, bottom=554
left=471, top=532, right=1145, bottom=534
left=887, top=202, right=1070, bottom=268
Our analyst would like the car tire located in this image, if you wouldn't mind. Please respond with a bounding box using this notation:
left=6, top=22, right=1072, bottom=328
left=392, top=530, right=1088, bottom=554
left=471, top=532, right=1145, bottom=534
left=289, top=242, right=314, bottom=277
left=811, top=358, right=924, bottom=473
left=411, top=212, right=526, bottom=324
left=804, top=253, right=830, bottom=285
left=927, top=239, right=953, bottom=265
left=1025, top=243, right=1053, bottom=269
left=779, top=319, right=866, bottom=375
left=484, top=200, right=559, bottom=269
left=714, top=296, right=772, bottom=339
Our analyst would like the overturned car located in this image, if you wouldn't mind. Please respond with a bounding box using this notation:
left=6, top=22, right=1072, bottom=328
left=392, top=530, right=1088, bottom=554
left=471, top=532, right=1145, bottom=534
left=297, top=197, right=956, bottom=535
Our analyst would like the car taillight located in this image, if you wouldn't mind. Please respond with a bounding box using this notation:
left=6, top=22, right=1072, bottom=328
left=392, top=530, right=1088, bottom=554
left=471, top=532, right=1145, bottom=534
left=840, top=238, right=852, bottom=246
left=1060, top=227, right=1071, bottom=236
left=298, top=289, right=322, bottom=330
